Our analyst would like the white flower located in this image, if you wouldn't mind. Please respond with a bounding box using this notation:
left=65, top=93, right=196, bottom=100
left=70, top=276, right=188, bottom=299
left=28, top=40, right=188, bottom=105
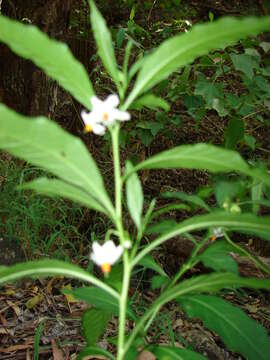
left=81, top=110, right=106, bottom=135
left=211, top=227, right=224, bottom=241
left=90, top=240, right=123, bottom=274
left=81, top=94, right=130, bottom=135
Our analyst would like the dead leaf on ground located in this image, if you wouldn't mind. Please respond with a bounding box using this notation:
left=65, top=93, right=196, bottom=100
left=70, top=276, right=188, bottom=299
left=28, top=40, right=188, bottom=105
left=51, top=339, right=65, bottom=360
left=136, top=350, right=156, bottom=360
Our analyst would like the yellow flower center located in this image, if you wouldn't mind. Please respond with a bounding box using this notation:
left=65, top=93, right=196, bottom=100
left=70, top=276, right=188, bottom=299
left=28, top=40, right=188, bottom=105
left=85, top=124, right=93, bottom=133
left=103, top=113, right=109, bottom=121
left=101, top=263, right=111, bottom=274
left=211, top=235, right=217, bottom=242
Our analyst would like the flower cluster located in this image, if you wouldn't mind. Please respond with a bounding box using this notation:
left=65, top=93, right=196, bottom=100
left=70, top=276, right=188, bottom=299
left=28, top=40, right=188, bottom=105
left=81, top=94, right=130, bottom=135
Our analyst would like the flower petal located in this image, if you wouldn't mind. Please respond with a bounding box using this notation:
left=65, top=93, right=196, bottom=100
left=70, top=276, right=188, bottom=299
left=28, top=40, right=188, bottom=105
left=110, top=245, right=124, bottom=264
left=91, top=96, right=104, bottom=109
left=112, top=109, right=131, bottom=121
left=92, top=123, right=106, bottom=135
left=105, top=94, right=119, bottom=108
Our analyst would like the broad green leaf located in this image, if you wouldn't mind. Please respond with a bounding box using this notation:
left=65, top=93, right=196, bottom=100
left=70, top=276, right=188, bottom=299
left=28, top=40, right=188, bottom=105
left=151, top=275, right=170, bottom=290
left=105, top=263, right=123, bottom=292
left=0, top=260, right=119, bottom=299
left=195, top=77, right=224, bottom=109
left=149, top=345, right=207, bottom=360
left=134, top=143, right=270, bottom=186
left=199, top=240, right=238, bottom=274
left=215, top=180, right=244, bottom=207
left=178, top=295, right=270, bottom=360
left=132, top=94, right=170, bottom=112
left=0, top=15, right=93, bottom=109
left=71, top=287, right=137, bottom=321
left=138, top=255, right=168, bottom=277
left=126, top=161, right=144, bottom=229
left=224, top=118, right=245, bottom=149
left=162, top=191, right=210, bottom=211
left=231, top=53, right=259, bottom=79
left=124, top=16, right=270, bottom=108
left=19, top=178, right=106, bottom=213
left=133, top=212, right=270, bottom=266
left=89, top=0, right=120, bottom=87
left=77, top=346, right=115, bottom=360
left=82, top=308, right=111, bottom=346
left=0, top=105, right=115, bottom=219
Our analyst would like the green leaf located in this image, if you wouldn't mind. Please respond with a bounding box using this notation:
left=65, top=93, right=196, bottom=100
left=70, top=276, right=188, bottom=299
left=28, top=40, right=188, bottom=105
left=71, top=287, right=137, bottom=321
left=215, top=180, right=244, bottom=207
left=151, top=275, right=170, bottom=290
left=149, top=345, right=207, bottom=360
left=77, top=346, right=115, bottom=360
left=0, top=15, right=93, bottom=109
left=251, top=181, right=263, bottom=215
left=156, top=272, right=270, bottom=310
left=224, top=118, right=245, bottom=149
left=134, top=143, right=270, bottom=186
left=136, top=121, right=164, bottom=136
left=0, top=260, right=119, bottom=299
left=162, top=191, right=210, bottom=211
left=199, top=240, right=238, bottom=274
left=138, top=255, right=168, bottom=277
left=133, top=212, right=270, bottom=266
left=124, top=16, right=270, bottom=108
left=0, top=105, right=115, bottom=219
left=195, top=77, right=223, bottom=108
left=126, top=161, right=144, bottom=229
left=132, top=94, right=170, bottom=112
left=231, top=53, right=259, bottom=79
left=178, top=295, right=270, bottom=360
left=105, top=264, right=123, bottom=292
left=19, top=178, right=106, bottom=213
left=89, top=0, right=120, bottom=88
left=82, top=308, right=111, bottom=346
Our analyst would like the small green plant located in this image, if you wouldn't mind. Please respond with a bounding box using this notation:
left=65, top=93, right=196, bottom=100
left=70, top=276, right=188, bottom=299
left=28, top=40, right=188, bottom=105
left=0, top=2, right=270, bottom=359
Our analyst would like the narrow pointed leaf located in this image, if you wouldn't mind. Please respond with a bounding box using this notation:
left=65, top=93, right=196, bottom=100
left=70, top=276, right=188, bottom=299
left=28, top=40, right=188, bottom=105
left=19, top=177, right=106, bottom=214
left=158, top=272, right=270, bottom=306
left=0, top=15, right=94, bottom=109
left=135, top=143, right=270, bottom=186
left=124, top=16, right=270, bottom=108
left=71, top=287, right=137, bottom=321
left=0, top=105, right=115, bottom=218
left=132, top=94, right=170, bottom=112
left=178, top=295, right=270, bottom=360
left=126, top=161, right=144, bottom=229
left=0, top=260, right=119, bottom=299
left=133, top=212, right=270, bottom=266
left=149, top=345, right=207, bottom=360
left=138, top=255, right=168, bottom=277
left=89, top=0, right=120, bottom=87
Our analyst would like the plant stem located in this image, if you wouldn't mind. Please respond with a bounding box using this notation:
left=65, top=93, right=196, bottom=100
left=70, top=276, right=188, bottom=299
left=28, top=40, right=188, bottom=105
left=111, top=124, right=131, bottom=360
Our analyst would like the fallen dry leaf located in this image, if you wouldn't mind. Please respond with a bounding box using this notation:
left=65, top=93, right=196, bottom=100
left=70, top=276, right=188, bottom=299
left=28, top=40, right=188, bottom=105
left=51, top=339, right=65, bottom=360
left=136, top=350, right=156, bottom=360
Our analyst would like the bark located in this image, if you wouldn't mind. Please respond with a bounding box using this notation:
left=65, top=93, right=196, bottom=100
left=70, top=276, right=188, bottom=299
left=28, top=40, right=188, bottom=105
left=0, top=0, right=72, bottom=117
